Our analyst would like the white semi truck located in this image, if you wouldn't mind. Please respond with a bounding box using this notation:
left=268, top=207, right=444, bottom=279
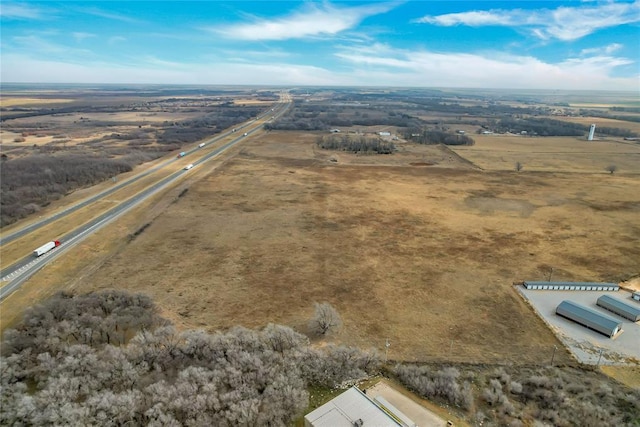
left=33, top=240, right=60, bottom=257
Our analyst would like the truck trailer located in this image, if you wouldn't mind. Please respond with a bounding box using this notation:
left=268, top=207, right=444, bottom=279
left=198, top=143, right=205, bottom=148
left=33, top=240, right=60, bottom=257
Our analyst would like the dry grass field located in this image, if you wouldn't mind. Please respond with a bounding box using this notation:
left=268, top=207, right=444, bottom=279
left=451, top=134, right=640, bottom=172
left=0, top=97, right=74, bottom=107
left=21, top=130, right=628, bottom=366
left=548, top=115, right=640, bottom=134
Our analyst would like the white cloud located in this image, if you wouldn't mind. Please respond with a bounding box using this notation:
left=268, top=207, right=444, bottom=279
left=218, top=48, right=293, bottom=60
left=77, top=7, right=143, bottom=24
left=212, top=2, right=396, bottom=40
left=415, top=1, right=640, bottom=41
left=335, top=44, right=637, bottom=90
left=73, top=32, right=96, bottom=43
left=12, top=35, right=93, bottom=56
left=580, top=43, right=623, bottom=56
left=140, top=55, right=190, bottom=69
left=0, top=54, right=345, bottom=86
left=2, top=38, right=636, bottom=90
left=108, top=36, right=127, bottom=45
left=0, top=3, right=47, bottom=20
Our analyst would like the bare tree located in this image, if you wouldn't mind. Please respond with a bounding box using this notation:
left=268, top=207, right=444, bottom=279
left=605, top=165, right=617, bottom=174
left=309, top=302, right=342, bottom=336
left=515, top=161, right=523, bottom=172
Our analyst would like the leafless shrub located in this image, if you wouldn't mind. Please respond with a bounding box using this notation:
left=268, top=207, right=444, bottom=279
left=308, top=302, right=342, bottom=336
left=127, top=139, right=153, bottom=147
left=394, top=365, right=473, bottom=410
left=0, top=153, right=134, bottom=226
left=605, top=165, right=617, bottom=174
left=499, top=398, right=516, bottom=417
left=510, top=381, right=523, bottom=395
left=13, top=137, right=26, bottom=143
left=297, top=345, right=380, bottom=387
left=515, top=161, right=523, bottom=171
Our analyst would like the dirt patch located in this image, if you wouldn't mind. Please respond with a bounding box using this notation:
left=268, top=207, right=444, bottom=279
left=621, top=277, right=640, bottom=292
left=601, top=365, right=640, bottom=389
left=464, top=196, right=537, bottom=217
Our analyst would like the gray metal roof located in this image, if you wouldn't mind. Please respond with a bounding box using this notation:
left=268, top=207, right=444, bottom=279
left=597, top=295, right=640, bottom=321
left=305, top=387, right=402, bottom=427
left=525, top=281, right=618, bottom=287
left=556, top=300, right=622, bottom=337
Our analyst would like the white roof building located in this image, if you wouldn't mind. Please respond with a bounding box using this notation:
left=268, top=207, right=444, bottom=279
left=305, top=387, right=410, bottom=427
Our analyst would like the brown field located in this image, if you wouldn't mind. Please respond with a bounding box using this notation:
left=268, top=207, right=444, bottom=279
left=569, top=103, right=628, bottom=109
left=0, top=126, right=261, bottom=270
left=7, top=131, right=637, bottom=365
left=0, top=111, right=202, bottom=147
left=233, top=98, right=274, bottom=105
left=548, top=115, right=640, bottom=134
left=0, top=97, right=74, bottom=107
left=451, top=134, right=640, bottom=172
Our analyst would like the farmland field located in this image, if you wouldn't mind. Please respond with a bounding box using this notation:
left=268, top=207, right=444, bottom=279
left=2, top=87, right=639, bottom=373
left=450, top=134, right=640, bottom=172
left=7, top=130, right=637, bottom=366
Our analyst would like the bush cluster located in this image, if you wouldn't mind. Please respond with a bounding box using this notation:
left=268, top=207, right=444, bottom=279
left=405, top=129, right=475, bottom=146
left=316, top=135, right=395, bottom=154
left=395, top=364, right=640, bottom=426
left=1, top=291, right=380, bottom=426
left=394, top=365, right=474, bottom=410
left=158, top=106, right=262, bottom=144
left=1, top=153, right=135, bottom=226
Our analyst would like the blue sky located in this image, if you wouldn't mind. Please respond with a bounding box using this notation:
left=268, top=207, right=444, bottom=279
left=1, top=1, right=639, bottom=90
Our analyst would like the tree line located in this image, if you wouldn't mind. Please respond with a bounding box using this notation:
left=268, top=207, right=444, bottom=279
left=157, top=106, right=262, bottom=144
left=0, top=153, right=137, bottom=227
left=395, top=364, right=640, bottom=426
left=2, top=290, right=638, bottom=426
left=404, top=129, right=475, bottom=146
left=486, top=117, right=638, bottom=138
left=316, top=135, right=396, bottom=154
left=1, top=291, right=380, bottom=426
left=263, top=102, right=423, bottom=131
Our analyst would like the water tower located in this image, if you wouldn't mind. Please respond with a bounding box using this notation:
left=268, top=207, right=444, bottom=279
left=588, top=124, right=596, bottom=141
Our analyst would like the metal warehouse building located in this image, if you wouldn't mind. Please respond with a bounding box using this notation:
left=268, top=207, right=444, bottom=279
left=556, top=300, right=622, bottom=338
left=524, top=281, right=619, bottom=291
left=597, top=295, right=640, bottom=322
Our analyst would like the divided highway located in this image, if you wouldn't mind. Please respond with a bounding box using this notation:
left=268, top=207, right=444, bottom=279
left=0, top=93, right=291, bottom=301
left=0, top=101, right=282, bottom=246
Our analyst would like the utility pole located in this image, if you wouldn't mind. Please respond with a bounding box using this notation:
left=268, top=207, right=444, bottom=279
left=385, top=339, right=390, bottom=363
left=596, top=349, right=604, bottom=367
left=550, top=345, right=557, bottom=366
left=547, top=267, right=554, bottom=282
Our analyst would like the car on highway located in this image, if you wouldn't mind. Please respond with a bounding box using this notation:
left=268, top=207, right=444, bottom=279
left=184, top=164, right=194, bottom=170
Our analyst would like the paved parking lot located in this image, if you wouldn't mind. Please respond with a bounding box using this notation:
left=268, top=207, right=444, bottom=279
left=518, top=287, right=640, bottom=364
left=365, top=380, right=447, bottom=427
